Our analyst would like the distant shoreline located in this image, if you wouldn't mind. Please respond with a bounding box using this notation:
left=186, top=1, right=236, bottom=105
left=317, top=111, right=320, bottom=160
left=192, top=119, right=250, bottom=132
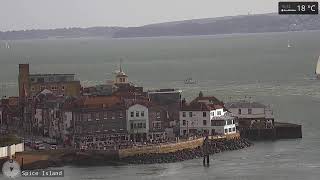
left=1, top=13, right=320, bottom=40
left=1, top=29, right=320, bottom=42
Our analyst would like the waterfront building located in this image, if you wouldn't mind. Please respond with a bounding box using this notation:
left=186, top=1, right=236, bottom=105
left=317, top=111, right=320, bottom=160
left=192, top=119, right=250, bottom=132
left=179, top=92, right=236, bottom=136
left=147, top=89, right=182, bottom=136
left=0, top=97, right=20, bottom=133
left=32, top=90, right=68, bottom=140
left=18, top=64, right=81, bottom=98
left=126, top=103, right=149, bottom=141
left=225, top=100, right=274, bottom=130
left=72, top=95, right=128, bottom=149
left=126, top=101, right=168, bottom=142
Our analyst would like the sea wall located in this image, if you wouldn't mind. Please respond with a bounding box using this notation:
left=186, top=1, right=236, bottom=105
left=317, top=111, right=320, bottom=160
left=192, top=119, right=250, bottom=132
left=12, top=133, right=249, bottom=168
left=120, top=137, right=251, bottom=164
left=119, top=133, right=240, bottom=158
left=240, top=122, right=302, bottom=140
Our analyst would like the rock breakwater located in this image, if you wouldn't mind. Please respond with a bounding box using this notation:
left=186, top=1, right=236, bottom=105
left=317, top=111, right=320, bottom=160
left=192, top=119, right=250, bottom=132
left=120, top=138, right=252, bottom=164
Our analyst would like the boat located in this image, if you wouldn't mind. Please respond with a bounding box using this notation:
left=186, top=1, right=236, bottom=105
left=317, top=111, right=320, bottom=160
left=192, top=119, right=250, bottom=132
left=184, top=77, right=197, bottom=84
left=316, top=56, right=320, bottom=79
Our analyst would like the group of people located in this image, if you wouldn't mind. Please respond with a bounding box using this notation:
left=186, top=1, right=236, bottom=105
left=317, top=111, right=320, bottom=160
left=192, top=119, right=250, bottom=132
left=79, top=137, right=173, bottom=151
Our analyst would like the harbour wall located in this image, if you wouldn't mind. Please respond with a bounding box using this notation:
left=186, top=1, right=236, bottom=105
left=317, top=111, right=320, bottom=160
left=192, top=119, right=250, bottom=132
left=240, top=122, right=302, bottom=140
left=119, top=133, right=240, bottom=158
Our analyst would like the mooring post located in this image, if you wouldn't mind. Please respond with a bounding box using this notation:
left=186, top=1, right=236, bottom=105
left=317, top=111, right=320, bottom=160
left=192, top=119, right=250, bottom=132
left=203, top=135, right=210, bottom=166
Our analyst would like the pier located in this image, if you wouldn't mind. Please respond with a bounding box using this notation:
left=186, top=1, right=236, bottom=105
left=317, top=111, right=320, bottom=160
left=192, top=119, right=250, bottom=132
left=240, top=122, right=302, bottom=140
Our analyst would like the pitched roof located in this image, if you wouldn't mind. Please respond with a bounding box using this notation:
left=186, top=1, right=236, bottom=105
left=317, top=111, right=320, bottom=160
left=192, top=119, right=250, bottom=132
left=76, top=96, right=121, bottom=108
left=181, top=102, right=224, bottom=111
left=225, top=100, right=266, bottom=108
left=191, top=96, right=223, bottom=104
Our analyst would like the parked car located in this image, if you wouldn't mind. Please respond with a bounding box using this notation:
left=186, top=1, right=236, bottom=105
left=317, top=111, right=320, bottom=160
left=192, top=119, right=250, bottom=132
left=37, top=144, right=45, bottom=150
left=23, top=139, right=31, bottom=146
left=50, top=145, right=57, bottom=150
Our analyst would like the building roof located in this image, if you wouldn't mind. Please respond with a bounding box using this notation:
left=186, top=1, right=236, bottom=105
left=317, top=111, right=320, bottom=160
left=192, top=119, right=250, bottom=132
left=75, top=96, right=121, bottom=108
left=191, top=96, right=222, bottom=104
left=211, top=113, right=236, bottom=120
left=29, top=73, right=75, bottom=77
left=181, top=102, right=224, bottom=111
left=147, top=89, right=182, bottom=94
left=225, top=100, right=266, bottom=108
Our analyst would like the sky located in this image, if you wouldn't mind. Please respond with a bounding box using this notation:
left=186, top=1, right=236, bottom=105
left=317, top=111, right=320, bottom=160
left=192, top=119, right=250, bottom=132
left=0, top=0, right=280, bottom=31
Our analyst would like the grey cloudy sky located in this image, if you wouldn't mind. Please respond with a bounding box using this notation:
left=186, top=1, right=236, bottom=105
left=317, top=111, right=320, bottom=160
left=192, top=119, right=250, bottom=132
left=0, top=0, right=279, bottom=31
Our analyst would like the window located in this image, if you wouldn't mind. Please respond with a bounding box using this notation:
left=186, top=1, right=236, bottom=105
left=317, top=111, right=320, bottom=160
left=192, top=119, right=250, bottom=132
left=62, top=86, right=65, bottom=90
left=227, top=120, right=233, bottom=125
left=95, top=112, right=100, bottom=121
left=224, top=129, right=228, bottom=133
left=130, top=123, right=134, bottom=129
left=248, top=108, right=252, bottom=114
left=217, top=111, right=221, bottom=116
left=153, top=122, right=161, bottom=129
left=238, top=109, right=242, bottom=114
left=182, top=112, right=186, bottom=117
left=156, top=112, right=160, bottom=119
left=103, top=112, right=107, bottom=120
left=130, top=111, right=134, bottom=117
left=31, top=87, right=35, bottom=92
left=119, top=112, right=123, bottom=118
left=87, top=114, right=92, bottom=121
left=211, top=111, right=214, bottom=116
left=141, top=111, right=144, bottom=117
left=211, top=120, right=225, bottom=126
left=232, top=127, right=236, bottom=132
left=51, top=86, right=58, bottom=91
left=203, top=112, right=207, bottom=117
left=136, top=111, right=140, bottom=117
left=143, top=123, right=146, bottom=128
left=189, top=112, right=193, bottom=117
left=183, top=120, right=186, bottom=126
left=229, top=128, right=232, bottom=132
left=203, top=120, right=207, bottom=126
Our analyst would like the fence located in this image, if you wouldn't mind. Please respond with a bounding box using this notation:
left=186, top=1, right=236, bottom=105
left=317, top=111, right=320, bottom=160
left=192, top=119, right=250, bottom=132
left=0, top=143, right=24, bottom=158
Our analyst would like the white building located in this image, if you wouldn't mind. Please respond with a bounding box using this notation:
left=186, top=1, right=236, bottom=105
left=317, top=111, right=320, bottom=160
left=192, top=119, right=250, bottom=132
left=126, top=103, right=149, bottom=141
left=179, top=94, right=237, bottom=136
left=225, top=100, right=274, bottom=129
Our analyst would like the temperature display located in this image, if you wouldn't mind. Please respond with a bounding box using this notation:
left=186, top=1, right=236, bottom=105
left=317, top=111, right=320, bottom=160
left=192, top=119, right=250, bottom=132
left=279, top=1, right=318, bottom=14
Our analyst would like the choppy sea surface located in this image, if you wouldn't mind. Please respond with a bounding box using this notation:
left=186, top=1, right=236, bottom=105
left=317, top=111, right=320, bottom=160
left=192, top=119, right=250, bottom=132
left=1, top=31, right=320, bottom=179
